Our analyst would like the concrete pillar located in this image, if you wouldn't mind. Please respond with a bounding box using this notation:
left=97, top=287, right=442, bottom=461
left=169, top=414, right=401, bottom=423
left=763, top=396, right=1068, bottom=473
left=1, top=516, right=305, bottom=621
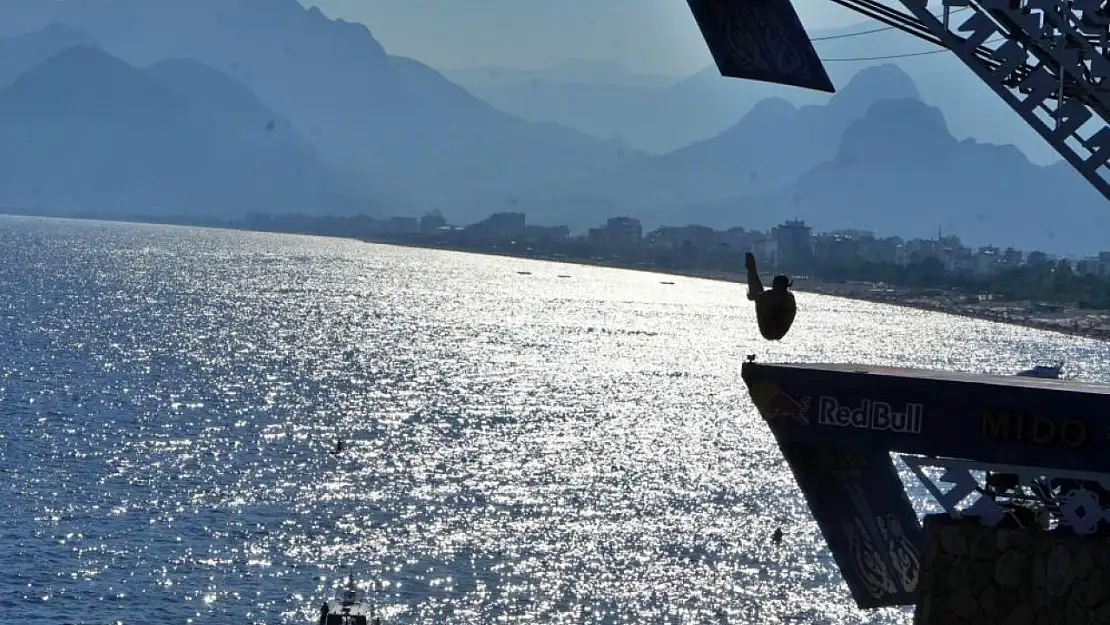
left=916, top=514, right=1110, bottom=625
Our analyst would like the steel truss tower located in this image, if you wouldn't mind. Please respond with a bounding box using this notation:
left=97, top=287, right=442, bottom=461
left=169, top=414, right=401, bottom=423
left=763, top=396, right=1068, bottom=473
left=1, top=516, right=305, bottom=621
left=686, top=0, right=1110, bottom=203
left=899, top=0, right=1110, bottom=201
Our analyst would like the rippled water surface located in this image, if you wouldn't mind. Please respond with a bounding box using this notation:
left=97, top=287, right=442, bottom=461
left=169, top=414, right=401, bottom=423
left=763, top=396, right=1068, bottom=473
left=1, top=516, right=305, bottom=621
left=2, top=215, right=1109, bottom=624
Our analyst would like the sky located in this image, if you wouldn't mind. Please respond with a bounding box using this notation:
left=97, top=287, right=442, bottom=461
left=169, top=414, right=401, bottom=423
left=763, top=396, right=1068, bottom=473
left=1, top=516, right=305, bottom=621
left=301, top=0, right=868, bottom=76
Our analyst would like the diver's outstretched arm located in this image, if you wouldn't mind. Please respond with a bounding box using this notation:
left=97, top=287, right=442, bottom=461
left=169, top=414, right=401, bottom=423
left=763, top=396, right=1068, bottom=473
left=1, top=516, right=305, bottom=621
left=745, top=253, right=763, bottom=301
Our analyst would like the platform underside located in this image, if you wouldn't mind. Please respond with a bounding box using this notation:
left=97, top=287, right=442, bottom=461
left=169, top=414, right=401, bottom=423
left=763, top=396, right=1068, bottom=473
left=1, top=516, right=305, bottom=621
left=741, top=360, right=1110, bottom=609
left=685, top=0, right=834, bottom=92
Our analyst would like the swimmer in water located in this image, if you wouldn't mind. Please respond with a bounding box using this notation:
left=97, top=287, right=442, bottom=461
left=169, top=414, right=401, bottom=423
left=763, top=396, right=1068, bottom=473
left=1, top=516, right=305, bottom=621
left=746, top=252, right=796, bottom=341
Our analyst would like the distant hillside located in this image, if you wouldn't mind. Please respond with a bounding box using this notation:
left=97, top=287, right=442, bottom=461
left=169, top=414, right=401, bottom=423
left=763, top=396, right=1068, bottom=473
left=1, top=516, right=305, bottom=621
left=0, top=0, right=1095, bottom=245
left=0, top=23, right=94, bottom=90
left=657, top=99, right=1110, bottom=255
left=512, top=64, right=1110, bottom=255
left=0, top=45, right=372, bottom=217
left=445, top=59, right=678, bottom=89
left=641, top=64, right=920, bottom=198
left=444, top=60, right=683, bottom=150
left=516, top=65, right=921, bottom=216
left=446, top=22, right=1058, bottom=166
left=0, top=0, right=640, bottom=216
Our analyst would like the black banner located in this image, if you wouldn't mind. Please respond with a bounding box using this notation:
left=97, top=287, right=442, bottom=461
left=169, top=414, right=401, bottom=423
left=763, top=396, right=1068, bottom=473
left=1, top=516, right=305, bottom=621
left=686, top=0, right=835, bottom=93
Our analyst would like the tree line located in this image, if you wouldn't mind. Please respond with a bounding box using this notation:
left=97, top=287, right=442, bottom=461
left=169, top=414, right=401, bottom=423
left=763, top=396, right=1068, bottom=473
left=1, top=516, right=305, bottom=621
left=813, top=257, right=1110, bottom=309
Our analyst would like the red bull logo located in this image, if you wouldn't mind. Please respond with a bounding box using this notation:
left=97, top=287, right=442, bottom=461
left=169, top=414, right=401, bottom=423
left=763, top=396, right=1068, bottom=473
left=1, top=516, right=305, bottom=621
left=817, top=397, right=924, bottom=434
left=750, top=380, right=811, bottom=425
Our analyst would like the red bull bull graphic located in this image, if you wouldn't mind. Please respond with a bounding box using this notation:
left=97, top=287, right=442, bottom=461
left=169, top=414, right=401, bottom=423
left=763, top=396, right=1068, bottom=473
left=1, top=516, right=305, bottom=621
left=777, top=440, right=923, bottom=608
left=749, top=380, right=810, bottom=425
left=816, top=397, right=923, bottom=435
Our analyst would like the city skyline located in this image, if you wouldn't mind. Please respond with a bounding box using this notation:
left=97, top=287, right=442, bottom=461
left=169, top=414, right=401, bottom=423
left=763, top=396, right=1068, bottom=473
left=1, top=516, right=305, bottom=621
left=244, top=209, right=1110, bottom=273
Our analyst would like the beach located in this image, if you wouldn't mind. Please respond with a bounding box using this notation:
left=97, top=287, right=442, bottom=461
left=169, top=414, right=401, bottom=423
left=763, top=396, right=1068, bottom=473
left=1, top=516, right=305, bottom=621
left=799, top=280, right=1110, bottom=342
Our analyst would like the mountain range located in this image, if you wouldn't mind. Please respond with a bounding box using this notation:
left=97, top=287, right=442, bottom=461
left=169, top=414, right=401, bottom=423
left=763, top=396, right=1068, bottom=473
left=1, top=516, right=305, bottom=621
left=0, top=43, right=367, bottom=216
left=0, top=0, right=640, bottom=203
left=518, top=65, right=922, bottom=212
left=0, top=0, right=1105, bottom=254
left=446, top=21, right=1057, bottom=167
left=512, top=66, right=1110, bottom=254
left=445, top=59, right=678, bottom=89
left=651, top=99, right=1110, bottom=255
left=0, top=0, right=642, bottom=218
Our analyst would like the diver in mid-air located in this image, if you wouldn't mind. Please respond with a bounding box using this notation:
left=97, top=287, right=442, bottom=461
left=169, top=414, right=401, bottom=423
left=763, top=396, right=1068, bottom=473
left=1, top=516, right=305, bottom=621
left=745, top=252, right=796, bottom=341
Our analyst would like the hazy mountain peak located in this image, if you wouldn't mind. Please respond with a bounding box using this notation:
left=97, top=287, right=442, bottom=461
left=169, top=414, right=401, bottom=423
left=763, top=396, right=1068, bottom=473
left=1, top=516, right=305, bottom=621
left=301, top=4, right=388, bottom=58
left=0, top=31, right=374, bottom=218
left=749, top=95, right=797, bottom=115
left=33, top=0, right=390, bottom=66
left=30, top=44, right=132, bottom=80
left=845, top=64, right=919, bottom=96
left=550, top=58, right=632, bottom=74
left=0, top=44, right=182, bottom=117
left=143, top=57, right=278, bottom=120
left=34, top=22, right=87, bottom=40
left=828, top=64, right=921, bottom=112
left=0, top=22, right=96, bottom=89
left=662, top=95, right=796, bottom=162
left=542, top=58, right=676, bottom=85
left=671, top=65, right=733, bottom=91
left=729, top=96, right=798, bottom=131
left=836, top=97, right=956, bottom=164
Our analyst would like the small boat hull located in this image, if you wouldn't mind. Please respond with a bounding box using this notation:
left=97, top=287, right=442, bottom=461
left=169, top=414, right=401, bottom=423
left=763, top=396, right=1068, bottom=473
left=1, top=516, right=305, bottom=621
left=1016, top=361, right=1064, bottom=379
left=318, top=575, right=378, bottom=625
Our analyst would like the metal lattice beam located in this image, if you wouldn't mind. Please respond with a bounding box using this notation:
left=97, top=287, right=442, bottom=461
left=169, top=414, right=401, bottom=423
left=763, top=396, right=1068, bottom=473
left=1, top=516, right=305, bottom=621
left=688, top=0, right=1110, bottom=203
left=827, top=0, right=1009, bottom=66
left=900, top=455, right=1110, bottom=534
left=892, top=0, right=1110, bottom=201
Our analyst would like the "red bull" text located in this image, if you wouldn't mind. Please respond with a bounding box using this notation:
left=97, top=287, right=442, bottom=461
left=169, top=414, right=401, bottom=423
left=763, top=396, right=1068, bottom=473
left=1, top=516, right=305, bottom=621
left=816, top=397, right=924, bottom=434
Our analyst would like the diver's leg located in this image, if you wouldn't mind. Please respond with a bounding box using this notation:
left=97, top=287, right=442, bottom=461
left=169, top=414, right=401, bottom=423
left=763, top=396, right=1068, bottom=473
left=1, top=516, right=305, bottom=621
left=745, top=253, right=764, bottom=301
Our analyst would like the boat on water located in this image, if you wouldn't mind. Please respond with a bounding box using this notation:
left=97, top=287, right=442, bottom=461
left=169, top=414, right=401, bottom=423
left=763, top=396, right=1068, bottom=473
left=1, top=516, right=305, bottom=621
left=1015, top=360, right=1064, bottom=379
left=318, top=574, right=379, bottom=625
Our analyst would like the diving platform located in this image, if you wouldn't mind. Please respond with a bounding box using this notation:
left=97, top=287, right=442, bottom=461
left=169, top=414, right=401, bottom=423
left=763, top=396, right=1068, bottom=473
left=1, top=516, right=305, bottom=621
left=689, top=0, right=1110, bottom=612
left=741, top=360, right=1110, bottom=609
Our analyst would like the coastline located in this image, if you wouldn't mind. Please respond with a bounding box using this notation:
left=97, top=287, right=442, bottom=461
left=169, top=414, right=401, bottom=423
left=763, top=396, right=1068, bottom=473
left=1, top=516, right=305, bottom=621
left=9, top=212, right=1110, bottom=343
left=363, top=237, right=1110, bottom=343
left=800, top=281, right=1110, bottom=343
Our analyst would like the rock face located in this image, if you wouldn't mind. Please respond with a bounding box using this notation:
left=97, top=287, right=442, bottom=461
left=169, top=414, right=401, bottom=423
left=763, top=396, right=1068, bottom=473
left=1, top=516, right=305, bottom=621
left=916, top=514, right=1110, bottom=625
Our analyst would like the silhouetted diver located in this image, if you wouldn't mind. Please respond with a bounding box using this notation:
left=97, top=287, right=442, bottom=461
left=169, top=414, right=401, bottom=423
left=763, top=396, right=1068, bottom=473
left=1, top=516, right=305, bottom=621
left=746, top=253, right=796, bottom=341
left=772, top=527, right=784, bottom=544
left=330, top=439, right=346, bottom=455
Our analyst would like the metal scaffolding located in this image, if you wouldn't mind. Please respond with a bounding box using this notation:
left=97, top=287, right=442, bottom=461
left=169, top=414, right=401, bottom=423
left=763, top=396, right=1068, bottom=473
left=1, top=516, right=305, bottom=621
left=686, top=0, right=1110, bottom=203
